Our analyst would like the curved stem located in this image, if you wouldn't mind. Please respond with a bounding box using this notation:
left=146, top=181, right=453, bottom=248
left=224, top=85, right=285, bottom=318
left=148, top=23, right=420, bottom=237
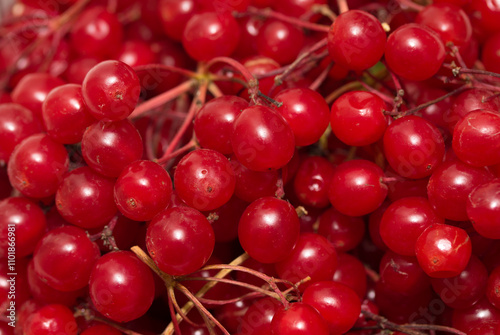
left=206, top=57, right=256, bottom=84
left=166, top=286, right=183, bottom=335
left=362, top=311, right=428, bottom=335
left=395, top=0, right=425, bottom=11
left=129, top=79, right=196, bottom=119
left=403, top=324, right=467, bottom=335
left=325, top=81, right=362, bottom=104
left=309, top=62, right=332, bottom=91
left=247, top=6, right=330, bottom=32
left=162, top=253, right=250, bottom=335
left=156, top=138, right=197, bottom=166
left=134, top=64, right=197, bottom=79
left=336, top=0, right=349, bottom=14
left=160, top=79, right=207, bottom=160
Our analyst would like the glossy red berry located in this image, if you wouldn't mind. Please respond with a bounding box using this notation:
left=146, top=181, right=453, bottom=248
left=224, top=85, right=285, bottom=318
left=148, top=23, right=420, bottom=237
left=146, top=206, right=215, bottom=275
left=55, top=166, right=117, bottom=229
left=158, top=0, right=197, bottom=41
left=293, top=156, right=335, bottom=208
left=256, top=19, right=304, bottom=65
left=333, top=253, right=367, bottom=299
left=33, top=226, right=100, bottom=291
left=452, top=110, right=500, bottom=167
left=81, top=119, right=143, bottom=177
left=42, top=84, right=96, bottom=144
left=194, top=96, right=249, bottom=155
left=182, top=12, right=240, bottom=62
left=379, top=251, right=431, bottom=295
left=275, top=233, right=338, bottom=291
left=415, top=224, right=472, bottom=278
left=379, top=196, right=444, bottom=256
left=317, top=207, right=365, bottom=252
left=8, top=133, right=69, bottom=198
left=114, top=160, right=173, bottom=221
left=302, top=281, right=361, bottom=335
left=330, top=91, right=387, bottom=146
left=0, top=103, right=43, bottom=163
left=89, top=251, right=155, bottom=322
left=230, top=155, right=279, bottom=202
left=467, top=179, right=500, bottom=239
left=174, top=149, right=235, bottom=211
left=328, top=159, right=388, bottom=216
left=0, top=197, right=46, bottom=258
left=385, top=24, right=446, bottom=81
left=82, top=60, right=140, bottom=121
left=24, top=304, right=77, bottom=335
left=273, top=88, right=330, bottom=146
left=270, top=302, right=329, bottom=335
left=327, top=9, right=386, bottom=71
left=238, top=197, right=300, bottom=263
left=383, top=115, right=445, bottom=179
left=232, top=105, right=295, bottom=171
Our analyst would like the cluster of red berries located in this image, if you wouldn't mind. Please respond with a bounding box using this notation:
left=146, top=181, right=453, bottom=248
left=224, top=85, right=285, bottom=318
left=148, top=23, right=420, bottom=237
left=2, top=0, right=500, bottom=334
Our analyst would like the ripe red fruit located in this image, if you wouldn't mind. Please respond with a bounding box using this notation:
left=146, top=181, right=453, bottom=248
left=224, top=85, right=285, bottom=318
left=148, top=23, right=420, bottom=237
left=238, top=197, right=300, bottom=263
left=270, top=302, right=329, bottom=335
left=327, top=9, right=386, bottom=71
left=82, top=60, right=140, bottom=121
left=385, top=24, right=446, bottom=81
left=146, top=206, right=215, bottom=276
left=415, top=224, right=472, bottom=278
left=24, top=304, right=77, bottom=335
left=466, top=179, right=500, bottom=239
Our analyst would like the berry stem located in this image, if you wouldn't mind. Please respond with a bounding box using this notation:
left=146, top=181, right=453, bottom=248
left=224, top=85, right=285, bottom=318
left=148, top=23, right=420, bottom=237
left=196, top=291, right=265, bottom=305
left=156, top=138, right=198, bottom=166
left=309, top=61, right=332, bottom=91
left=358, top=80, right=395, bottom=105
left=130, top=246, right=174, bottom=284
left=208, top=81, right=224, bottom=98
left=246, top=6, right=330, bottom=32
left=166, top=286, right=183, bottom=335
left=87, top=216, right=119, bottom=250
left=361, top=311, right=428, bottom=335
left=453, top=66, right=500, bottom=81
left=325, top=81, right=362, bottom=104
left=206, top=57, right=256, bottom=85
left=162, top=253, right=250, bottom=334
left=275, top=37, right=328, bottom=86
left=336, top=0, right=349, bottom=14
left=133, top=64, right=198, bottom=79
left=395, top=0, right=425, bottom=12
left=160, top=79, right=208, bottom=159
left=129, top=79, right=195, bottom=119
left=404, top=324, right=467, bottom=335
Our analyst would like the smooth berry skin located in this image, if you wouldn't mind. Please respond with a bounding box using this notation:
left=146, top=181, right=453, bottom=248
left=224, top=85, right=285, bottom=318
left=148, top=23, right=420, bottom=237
left=89, top=251, right=155, bottom=322
left=272, top=0, right=327, bottom=18
left=383, top=115, right=445, bottom=179
left=467, top=179, right=500, bottom=239
left=452, top=110, right=500, bottom=167
left=452, top=298, right=500, bottom=333
left=0, top=103, right=43, bottom=163
left=146, top=206, right=215, bottom=276
left=427, top=159, right=494, bottom=221
left=275, top=233, right=338, bottom=291
left=230, top=155, right=279, bottom=203
left=42, top=84, right=96, bottom=144
left=158, top=0, right=197, bottom=41
left=114, top=160, right=173, bottom=221
left=333, top=253, right=367, bottom=299
left=385, top=24, right=446, bottom=81
left=327, top=10, right=386, bottom=71
left=174, top=149, right=236, bottom=211
left=232, top=105, right=295, bottom=172
left=293, top=156, right=335, bottom=208
left=273, top=88, right=330, bottom=146
left=302, top=281, right=361, bottom=335
left=256, top=19, right=305, bottom=65
left=27, top=260, right=85, bottom=307
left=270, top=303, right=329, bottom=335
left=380, top=197, right=444, bottom=256
left=416, top=3, right=472, bottom=47
left=330, top=91, right=387, bottom=146
left=239, top=297, right=282, bottom=335
left=33, top=226, right=100, bottom=291
left=317, top=207, right=365, bottom=252
left=194, top=96, right=249, bottom=155
left=82, top=60, right=140, bottom=121
left=487, top=265, right=500, bottom=309
left=116, top=40, right=157, bottom=68
left=328, top=160, right=388, bottom=216
left=8, top=133, right=69, bottom=198
left=0, top=197, right=46, bottom=258
left=24, top=304, right=77, bottom=335
left=482, top=32, right=500, bottom=74
left=432, top=255, right=488, bottom=309
left=415, top=224, right=472, bottom=278
left=56, top=166, right=117, bottom=229
left=11, top=73, right=65, bottom=119
left=82, top=119, right=143, bottom=178
left=182, top=12, right=240, bottom=62
left=238, top=197, right=300, bottom=264
left=379, top=251, right=431, bottom=295
left=69, top=6, right=123, bottom=58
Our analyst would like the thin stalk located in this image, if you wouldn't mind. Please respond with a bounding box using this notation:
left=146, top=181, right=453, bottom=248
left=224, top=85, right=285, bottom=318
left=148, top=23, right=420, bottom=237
left=336, top=0, right=349, bottom=13
left=134, top=64, right=198, bottom=79
left=309, top=62, right=333, bottom=91
left=395, top=0, right=425, bottom=11
left=129, top=79, right=195, bottom=119
left=166, top=287, right=183, bottom=335
left=325, top=81, right=362, bottom=104
left=156, top=139, right=197, bottom=166
left=247, top=6, right=330, bottom=32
